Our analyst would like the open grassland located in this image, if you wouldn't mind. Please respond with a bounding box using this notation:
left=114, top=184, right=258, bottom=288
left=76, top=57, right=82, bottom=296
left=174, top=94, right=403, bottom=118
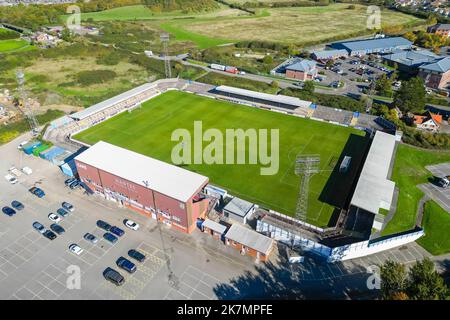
left=417, top=201, right=450, bottom=255
left=74, top=90, right=367, bottom=227
left=180, top=4, right=423, bottom=44
left=382, top=145, right=450, bottom=236
left=0, top=39, right=33, bottom=53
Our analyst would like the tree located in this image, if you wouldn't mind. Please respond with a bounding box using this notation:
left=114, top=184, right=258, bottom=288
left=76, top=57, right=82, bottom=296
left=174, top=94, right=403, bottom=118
left=375, top=74, right=393, bottom=97
left=325, top=60, right=334, bottom=70
left=60, top=27, right=73, bottom=42
left=262, top=55, right=273, bottom=65
left=380, top=260, right=408, bottom=299
left=407, top=258, right=449, bottom=300
left=393, top=77, right=426, bottom=114
left=303, top=81, right=315, bottom=95
left=270, top=80, right=279, bottom=89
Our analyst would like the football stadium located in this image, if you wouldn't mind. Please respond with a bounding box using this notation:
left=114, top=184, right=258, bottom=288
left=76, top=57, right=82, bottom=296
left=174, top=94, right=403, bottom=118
left=72, top=85, right=369, bottom=228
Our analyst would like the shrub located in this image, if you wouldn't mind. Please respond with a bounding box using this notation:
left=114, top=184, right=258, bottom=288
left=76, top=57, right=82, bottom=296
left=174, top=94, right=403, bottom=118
left=75, top=70, right=117, bottom=86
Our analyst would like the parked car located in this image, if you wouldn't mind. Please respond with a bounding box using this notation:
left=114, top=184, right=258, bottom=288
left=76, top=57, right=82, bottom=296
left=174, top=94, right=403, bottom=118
left=57, top=208, right=69, bottom=217
left=103, top=233, right=118, bottom=244
left=2, top=206, right=16, bottom=217
left=110, top=226, right=125, bottom=237
left=43, top=230, right=57, bottom=240
left=64, top=178, right=77, bottom=186
left=124, top=219, right=140, bottom=231
left=83, top=233, right=98, bottom=244
left=116, top=256, right=137, bottom=274
left=29, top=187, right=45, bottom=198
left=32, top=221, right=46, bottom=234
left=48, top=213, right=61, bottom=223
left=97, top=220, right=112, bottom=231
left=50, top=224, right=65, bottom=235
left=11, top=201, right=24, bottom=210
left=69, top=181, right=80, bottom=190
left=5, top=174, right=18, bottom=185
left=128, top=249, right=146, bottom=263
left=62, top=202, right=74, bottom=212
left=103, top=267, right=125, bottom=286
left=437, top=176, right=450, bottom=188
left=69, top=244, right=83, bottom=255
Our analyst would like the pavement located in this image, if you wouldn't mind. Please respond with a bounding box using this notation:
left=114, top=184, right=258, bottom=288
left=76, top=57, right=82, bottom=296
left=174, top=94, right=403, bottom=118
left=418, top=163, right=450, bottom=213
left=0, top=133, right=448, bottom=300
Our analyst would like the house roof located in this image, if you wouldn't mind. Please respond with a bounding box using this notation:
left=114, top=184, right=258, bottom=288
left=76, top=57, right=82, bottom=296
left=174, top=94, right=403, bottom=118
left=332, top=37, right=412, bottom=53
left=225, top=224, right=274, bottom=255
left=419, top=57, right=450, bottom=73
left=215, top=85, right=312, bottom=108
left=223, top=197, right=254, bottom=218
left=75, top=141, right=208, bottom=203
left=433, top=23, right=450, bottom=31
left=414, top=111, right=442, bottom=125
left=202, top=219, right=227, bottom=234
left=285, top=59, right=317, bottom=72
left=350, top=131, right=396, bottom=215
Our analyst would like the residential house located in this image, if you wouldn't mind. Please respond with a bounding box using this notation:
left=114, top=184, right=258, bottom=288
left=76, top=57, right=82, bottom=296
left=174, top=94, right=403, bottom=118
left=414, top=111, right=443, bottom=132
left=427, top=23, right=450, bottom=38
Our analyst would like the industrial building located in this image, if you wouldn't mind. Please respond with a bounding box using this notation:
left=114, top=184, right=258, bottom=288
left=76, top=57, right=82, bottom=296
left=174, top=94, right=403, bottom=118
left=382, top=49, right=441, bottom=74
left=75, top=141, right=210, bottom=234
left=348, top=131, right=397, bottom=230
left=311, top=49, right=349, bottom=61
left=331, top=37, right=413, bottom=56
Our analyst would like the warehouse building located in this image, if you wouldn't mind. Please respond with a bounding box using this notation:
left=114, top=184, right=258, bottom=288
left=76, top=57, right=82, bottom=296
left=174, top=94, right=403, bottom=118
left=382, top=49, right=441, bottom=74
left=311, top=49, right=349, bottom=61
left=75, top=141, right=210, bottom=234
left=331, top=37, right=413, bottom=56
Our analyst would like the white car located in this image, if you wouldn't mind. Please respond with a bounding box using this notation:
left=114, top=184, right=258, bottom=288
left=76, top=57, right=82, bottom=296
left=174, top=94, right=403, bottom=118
left=4, top=174, right=18, bottom=185
left=48, top=213, right=61, bottom=223
left=125, top=219, right=140, bottom=231
left=69, top=244, right=83, bottom=255
left=17, top=141, right=28, bottom=150
left=22, top=167, right=33, bottom=175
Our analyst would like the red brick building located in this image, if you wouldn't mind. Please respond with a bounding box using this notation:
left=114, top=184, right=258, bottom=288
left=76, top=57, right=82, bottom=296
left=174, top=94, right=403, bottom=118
left=285, top=59, right=318, bottom=81
left=75, top=141, right=209, bottom=234
left=418, top=56, right=450, bottom=90
left=427, top=24, right=450, bottom=38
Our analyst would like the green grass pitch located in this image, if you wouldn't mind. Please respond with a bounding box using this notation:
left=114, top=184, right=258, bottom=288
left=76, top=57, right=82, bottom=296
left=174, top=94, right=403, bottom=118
left=74, top=90, right=368, bottom=227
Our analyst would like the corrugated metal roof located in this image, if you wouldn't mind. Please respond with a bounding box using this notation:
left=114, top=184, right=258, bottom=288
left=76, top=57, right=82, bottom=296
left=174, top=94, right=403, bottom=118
left=383, top=50, right=440, bottom=67
left=202, top=219, right=227, bottom=234
left=69, top=83, right=156, bottom=121
left=312, top=49, right=348, bottom=59
left=350, top=131, right=396, bottom=214
left=215, top=85, right=312, bottom=108
left=333, top=37, right=412, bottom=53
left=419, top=56, right=450, bottom=73
left=75, top=141, right=208, bottom=203
left=224, top=197, right=254, bottom=218
left=225, top=224, right=274, bottom=255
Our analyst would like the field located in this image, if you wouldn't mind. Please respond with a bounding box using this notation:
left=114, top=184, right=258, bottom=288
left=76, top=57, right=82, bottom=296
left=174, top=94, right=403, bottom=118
left=417, top=201, right=450, bottom=255
left=74, top=90, right=367, bottom=227
left=180, top=4, right=423, bottom=44
left=382, top=145, right=450, bottom=236
left=0, top=39, right=33, bottom=53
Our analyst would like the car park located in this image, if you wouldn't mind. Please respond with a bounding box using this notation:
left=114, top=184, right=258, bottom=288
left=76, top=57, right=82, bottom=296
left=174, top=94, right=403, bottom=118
left=43, top=230, right=57, bottom=240
left=62, top=202, right=74, bottom=212
left=57, top=208, right=69, bottom=217
left=11, top=201, right=24, bottom=210
left=103, top=233, right=118, bottom=244
left=48, top=213, right=61, bottom=223
left=128, top=249, right=146, bottom=263
left=69, top=244, right=84, bottom=255
left=84, top=233, right=98, bottom=244
left=50, top=224, right=65, bottom=235
left=116, top=256, right=137, bottom=274
left=103, top=267, right=125, bottom=286
left=2, top=206, right=16, bottom=217
left=110, top=226, right=125, bottom=237
left=97, top=220, right=112, bottom=231
left=32, top=222, right=46, bottom=233
left=124, top=219, right=140, bottom=231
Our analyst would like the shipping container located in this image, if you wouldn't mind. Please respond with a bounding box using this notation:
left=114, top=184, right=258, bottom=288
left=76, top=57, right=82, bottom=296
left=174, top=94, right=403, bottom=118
left=210, top=63, right=226, bottom=71
left=42, top=146, right=66, bottom=161
left=23, top=141, right=42, bottom=155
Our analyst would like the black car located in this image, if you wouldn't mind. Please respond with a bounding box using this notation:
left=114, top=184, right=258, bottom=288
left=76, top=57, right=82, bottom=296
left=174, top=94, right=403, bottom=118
left=96, top=220, right=112, bottom=231
left=128, top=249, right=146, bottom=263
left=2, top=206, right=16, bottom=217
left=103, top=267, right=125, bottom=286
left=103, top=232, right=118, bottom=244
left=57, top=208, right=69, bottom=217
left=43, top=230, right=57, bottom=240
left=116, top=256, right=137, bottom=274
left=11, top=201, right=24, bottom=210
left=50, top=224, right=65, bottom=235
left=64, top=178, right=77, bottom=186
left=110, top=226, right=125, bottom=237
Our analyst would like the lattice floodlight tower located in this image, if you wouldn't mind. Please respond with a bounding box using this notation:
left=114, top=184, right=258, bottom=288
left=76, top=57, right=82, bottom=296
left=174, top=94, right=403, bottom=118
left=16, top=70, right=40, bottom=136
left=295, top=154, right=320, bottom=221
left=160, top=32, right=171, bottom=79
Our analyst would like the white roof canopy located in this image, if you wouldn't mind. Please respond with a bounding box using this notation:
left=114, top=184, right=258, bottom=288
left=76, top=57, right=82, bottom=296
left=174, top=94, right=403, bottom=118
left=75, top=141, right=208, bottom=202
left=350, top=131, right=396, bottom=214
left=215, top=85, right=312, bottom=108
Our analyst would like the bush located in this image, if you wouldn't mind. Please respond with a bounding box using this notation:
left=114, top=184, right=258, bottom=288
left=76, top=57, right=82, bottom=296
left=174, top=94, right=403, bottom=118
left=75, top=70, right=117, bottom=86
